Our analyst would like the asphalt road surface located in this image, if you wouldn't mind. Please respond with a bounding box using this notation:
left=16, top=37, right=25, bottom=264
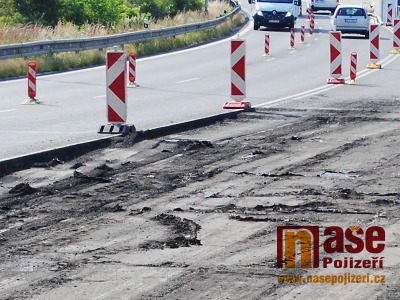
left=0, top=1, right=394, bottom=161
left=1, top=32, right=400, bottom=299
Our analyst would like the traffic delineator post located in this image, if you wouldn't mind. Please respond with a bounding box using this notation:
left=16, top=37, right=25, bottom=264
left=367, top=24, right=382, bottom=69
left=289, top=28, right=296, bottom=49
left=230, top=39, right=246, bottom=101
left=387, top=3, right=393, bottom=26
left=300, top=25, right=306, bottom=43
left=223, top=39, right=251, bottom=109
left=21, top=61, right=41, bottom=105
left=309, top=13, right=315, bottom=36
left=348, top=52, right=357, bottom=84
left=264, top=33, right=270, bottom=56
left=27, top=61, right=36, bottom=99
left=327, top=31, right=345, bottom=84
left=127, top=52, right=138, bottom=87
left=391, top=18, right=400, bottom=54
left=98, top=50, right=130, bottom=134
left=307, top=8, right=313, bottom=22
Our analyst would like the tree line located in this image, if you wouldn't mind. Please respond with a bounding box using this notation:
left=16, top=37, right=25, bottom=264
left=0, top=0, right=204, bottom=27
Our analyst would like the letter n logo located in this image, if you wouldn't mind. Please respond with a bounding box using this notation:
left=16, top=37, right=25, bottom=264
left=277, top=226, right=319, bottom=268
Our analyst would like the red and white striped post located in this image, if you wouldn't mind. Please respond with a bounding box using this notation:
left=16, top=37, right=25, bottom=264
left=264, top=33, right=270, bottom=56
left=21, top=61, right=41, bottom=104
left=391, top=18, right=400, bottom=53
left=289, top=27, right=296, bottom=49
left=128, top=52, right=137, bottom=87
left=107, top=50, right=127, bottom=123
left=387, top=3, right=393, bottom=26
left=310, top=13, right=315, bottom=36
left=368, top=24, right=381, bottom=69
left=327, top=31, right=345, bottom=84
left=231, top=40, right=246, bottom=101
left=99, top=50, right=129, bottom=134
left=349, top=52, right=357, bottom=84
left=301, top=25, right=305, bottom=43
left=223, top=39, right=250, bottom=109
left=27, top=61, right=37, bottom=100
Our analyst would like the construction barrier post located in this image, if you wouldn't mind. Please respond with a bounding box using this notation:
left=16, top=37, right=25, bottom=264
left=264, top=33, right=270, bottom=56
left=98, top=50, right=130, bottom=134
left=367, top=24, right=382, bottom=69
left=28, top=62, right=36, bottom=100
left=387, top=3, right=393, bottom=26
left=289, top=27, right=296, bottom=49
left=301, top=25, right=306, bottom=43
left=309, top=13, right=315, bottom=36
left=391, top=18, right=400, bottom=53
left=21, top=61, right=40, bottom=105
left=128, top=52, right=138, bottom=87
left=307, top=8, right=312, bottom=21
left=327, top=31, right=345, bottom=84
left=349, top=52, right=357, bottom=84
left=223, top=39, right=251, bottom=109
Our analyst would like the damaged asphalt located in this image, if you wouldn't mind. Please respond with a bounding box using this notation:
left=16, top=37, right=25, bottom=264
left=1, top=98, right=400, bottom=299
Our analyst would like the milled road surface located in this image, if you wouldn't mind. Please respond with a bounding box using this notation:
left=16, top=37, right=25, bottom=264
left=1, top=89, right=400, bottom=299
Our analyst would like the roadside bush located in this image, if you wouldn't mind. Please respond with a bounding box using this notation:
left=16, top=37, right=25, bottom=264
left=61, top=0, right=137, bottom=27
left=172, top=0, right=204, bottom=15
left=14, top=0, right=63, bottom=26
left=0, top=0, right=25, bottom=26
left=3, top=0, right=205, bottom=27
left=128, top=0, right=203, bottom=19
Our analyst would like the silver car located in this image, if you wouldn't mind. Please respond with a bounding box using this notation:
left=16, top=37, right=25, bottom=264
left=331, top=4, right=370, bottom=38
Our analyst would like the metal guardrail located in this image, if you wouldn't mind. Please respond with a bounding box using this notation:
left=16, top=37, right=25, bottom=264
left=0, top=6, right=241, bottom=60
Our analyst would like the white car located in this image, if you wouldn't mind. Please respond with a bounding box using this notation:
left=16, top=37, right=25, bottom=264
left=308, top=0, right=339, bottom=13
left=331, top=4, right=370, bottom=38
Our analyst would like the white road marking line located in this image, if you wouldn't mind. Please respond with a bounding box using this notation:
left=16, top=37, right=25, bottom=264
left=254, top=84, right=338, bottom=108
left=255, top=53, right=400, bottom=109
left=93, top=95, right=106, bottom=98
left=176, top=78, right=199, bottom=84
left=0, top=109, right=18, bottom=113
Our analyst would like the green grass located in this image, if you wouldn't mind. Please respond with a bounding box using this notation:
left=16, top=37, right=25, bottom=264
left=0, top=1, right=246, bottom=80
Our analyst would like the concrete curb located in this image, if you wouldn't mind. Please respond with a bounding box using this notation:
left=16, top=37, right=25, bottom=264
left=0, top=110, right=246, bottom=178
left=0, top=138, right=113, bottom=178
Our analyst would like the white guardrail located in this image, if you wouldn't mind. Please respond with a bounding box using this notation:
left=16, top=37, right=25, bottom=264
left=0, top=6, right=241, bottom=60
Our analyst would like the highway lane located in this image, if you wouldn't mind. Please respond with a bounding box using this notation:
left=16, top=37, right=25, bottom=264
left=0, top=4, right=397, bottom=161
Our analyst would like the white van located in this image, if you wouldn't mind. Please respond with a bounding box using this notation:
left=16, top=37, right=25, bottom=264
left=250, top=0, right=302, bottom=30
